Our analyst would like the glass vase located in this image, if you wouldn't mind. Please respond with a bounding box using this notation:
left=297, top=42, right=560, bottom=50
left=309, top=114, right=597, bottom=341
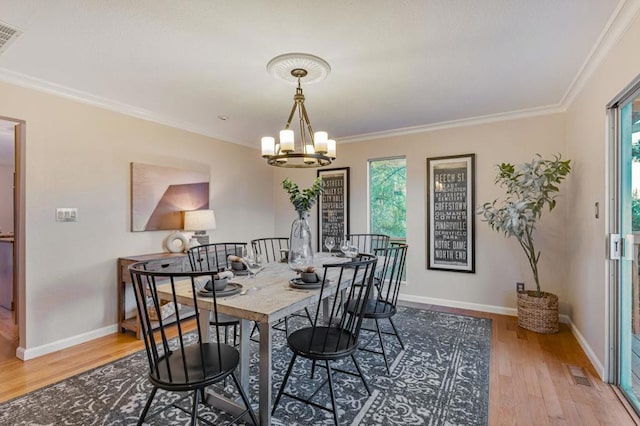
left=288, top=210, right=314, bottom=272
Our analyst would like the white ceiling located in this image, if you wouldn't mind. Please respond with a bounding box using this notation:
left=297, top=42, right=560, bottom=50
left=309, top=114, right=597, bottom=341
left=0, top=0, right=631, bottom=149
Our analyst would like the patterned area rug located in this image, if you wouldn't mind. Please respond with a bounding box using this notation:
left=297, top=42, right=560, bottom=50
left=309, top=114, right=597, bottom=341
left=0, top=306, right=491, bottom=425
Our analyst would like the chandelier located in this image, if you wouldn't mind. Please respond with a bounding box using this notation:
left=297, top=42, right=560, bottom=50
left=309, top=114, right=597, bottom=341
left=261, top=53, right=336, bottom=168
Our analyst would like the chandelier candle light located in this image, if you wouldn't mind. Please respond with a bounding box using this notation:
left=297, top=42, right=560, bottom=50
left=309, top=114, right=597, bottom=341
left=261, top=53, right=336, bottom=168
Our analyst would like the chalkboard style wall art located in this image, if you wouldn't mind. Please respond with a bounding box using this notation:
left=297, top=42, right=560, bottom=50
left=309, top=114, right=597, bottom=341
left=426, top=154, right=475, bottom=272
left=317, top=167, right=350, bottom=252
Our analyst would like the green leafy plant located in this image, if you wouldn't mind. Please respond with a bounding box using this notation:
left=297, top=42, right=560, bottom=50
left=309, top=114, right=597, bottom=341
left=477, top=154, right=571, bottom=297
left=282, top=177, right=324, bottom=214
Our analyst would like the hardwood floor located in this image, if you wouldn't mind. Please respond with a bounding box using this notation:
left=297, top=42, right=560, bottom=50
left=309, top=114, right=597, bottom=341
left=0, top=307, right=17, bottom=361
left=0, top=304, right=638, bottom=425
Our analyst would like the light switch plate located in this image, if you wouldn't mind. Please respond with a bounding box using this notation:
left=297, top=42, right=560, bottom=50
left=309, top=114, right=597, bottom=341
left=56, top=208, right=78, bottom=222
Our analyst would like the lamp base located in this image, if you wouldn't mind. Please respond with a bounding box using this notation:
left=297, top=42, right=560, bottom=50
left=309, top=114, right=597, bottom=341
left=192, top=231, right=209, bottom=245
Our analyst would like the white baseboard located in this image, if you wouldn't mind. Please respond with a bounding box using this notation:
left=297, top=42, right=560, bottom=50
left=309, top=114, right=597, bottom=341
left=16, top=324, right=118, bottom=361
left=564, top=317, right=606, bottom=380
left=398, top=294, right=603, bottom=378
left=399, top=294, right=518, bottom=317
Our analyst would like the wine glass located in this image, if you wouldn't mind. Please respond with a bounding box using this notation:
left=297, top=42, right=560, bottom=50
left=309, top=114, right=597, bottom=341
left=241, top=246, right=262, bottom=292
left=324, top=236, right=335, bottom=255
left=340, top=240, right=351, bottom=257
left=247, top=254, right=264, bottom=278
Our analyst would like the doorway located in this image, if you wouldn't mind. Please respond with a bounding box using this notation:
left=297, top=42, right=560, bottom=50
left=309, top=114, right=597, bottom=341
left=0, top=117, right=21, bottom=361
left=609, top=77, right=640, bottom=413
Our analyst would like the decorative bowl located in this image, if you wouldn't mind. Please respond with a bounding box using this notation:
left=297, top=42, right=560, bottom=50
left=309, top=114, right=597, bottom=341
left=300, top=272, right=319, bottom=283
left=231, top=261, right=246, bottom=271
left=213, top=277, right=228, bottom=291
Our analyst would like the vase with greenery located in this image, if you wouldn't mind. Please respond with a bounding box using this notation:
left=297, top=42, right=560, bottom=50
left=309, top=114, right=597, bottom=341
left=477, top=154, right=571, bottom=333
left=282, top=177, right=324, bottom=271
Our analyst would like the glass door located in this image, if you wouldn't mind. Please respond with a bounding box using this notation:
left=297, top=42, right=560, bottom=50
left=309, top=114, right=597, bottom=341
left=612, top=86, right=640, bottom=411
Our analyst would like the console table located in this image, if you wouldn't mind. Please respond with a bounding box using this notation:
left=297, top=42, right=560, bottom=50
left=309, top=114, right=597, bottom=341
left=117, top=252, right=190, bottom=339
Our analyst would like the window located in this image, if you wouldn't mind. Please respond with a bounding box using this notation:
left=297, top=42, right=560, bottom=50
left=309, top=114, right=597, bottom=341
left=368, top=157, right=406, bottom=239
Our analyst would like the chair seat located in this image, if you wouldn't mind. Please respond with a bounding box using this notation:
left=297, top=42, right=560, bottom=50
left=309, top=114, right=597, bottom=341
left=149, top=342, right=239, bottom=391
left=287, top=327, right=358, bottom=360
left=210, top=312, right=240, bottom=326
left=346, top=299, right=396, bottom=319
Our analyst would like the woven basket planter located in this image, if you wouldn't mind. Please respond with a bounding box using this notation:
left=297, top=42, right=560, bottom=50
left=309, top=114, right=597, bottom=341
left=517, top=291, right=559, bottom=334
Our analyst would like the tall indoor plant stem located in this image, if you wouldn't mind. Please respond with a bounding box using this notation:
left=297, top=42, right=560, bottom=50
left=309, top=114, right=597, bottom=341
left=520, top=229, right=540, bottom=296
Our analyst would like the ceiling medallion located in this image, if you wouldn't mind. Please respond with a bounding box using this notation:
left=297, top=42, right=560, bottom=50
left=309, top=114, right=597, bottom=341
left=261, top=53, right=335, bottom=168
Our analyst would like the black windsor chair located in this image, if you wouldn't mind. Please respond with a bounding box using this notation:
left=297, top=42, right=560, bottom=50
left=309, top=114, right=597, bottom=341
left=187, top=242, right=247, bottom=347
left=345, top=233, right=390, bottom=254
left=249, top=237, right=313, bottom=338
left=271, top=253, right=378, bottom=426
left=129, top=262, right=257, bottom=426
left=347, top=243, right=408, bottom=373
left=250, top=237, right=289, bottom=263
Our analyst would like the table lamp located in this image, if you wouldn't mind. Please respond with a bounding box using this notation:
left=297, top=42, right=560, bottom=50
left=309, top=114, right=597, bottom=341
left=184, top=209, right=216, bottom=245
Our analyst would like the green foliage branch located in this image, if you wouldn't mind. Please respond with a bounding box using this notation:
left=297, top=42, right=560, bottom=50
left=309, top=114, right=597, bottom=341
left=477, top=154, right=571, bottom=297
left=282, top=177, right=324, bottom=214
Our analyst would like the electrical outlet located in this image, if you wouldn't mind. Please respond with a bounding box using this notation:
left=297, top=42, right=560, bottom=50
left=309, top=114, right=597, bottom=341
left=56, top=207, right=78, bottom=222
left=516, top=282, right=525, bottom=293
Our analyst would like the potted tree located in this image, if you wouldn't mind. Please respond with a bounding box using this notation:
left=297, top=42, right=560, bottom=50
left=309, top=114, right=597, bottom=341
left=477, top=154, right=571, bottom=333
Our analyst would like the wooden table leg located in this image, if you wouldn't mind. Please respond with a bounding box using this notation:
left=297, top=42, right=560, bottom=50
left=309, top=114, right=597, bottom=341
left=199, top=309, right=211, bottom=341
left=239, top=319, right=250, bottom=390
left=202, top=313, right=256, bottom=423
left=259, top=320, right=272, bottom=425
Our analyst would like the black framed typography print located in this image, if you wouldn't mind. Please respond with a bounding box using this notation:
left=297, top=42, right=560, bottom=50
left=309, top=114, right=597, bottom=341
left=317, top=167, right=350, bottom=252
left=426, top=154, right=475, bottom=273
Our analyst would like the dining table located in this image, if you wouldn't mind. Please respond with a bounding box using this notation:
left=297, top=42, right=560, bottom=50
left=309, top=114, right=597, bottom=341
left=157, top=251, right=357, bottom=425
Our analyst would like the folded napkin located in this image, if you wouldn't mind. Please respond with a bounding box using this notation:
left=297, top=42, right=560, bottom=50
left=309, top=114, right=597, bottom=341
left=194, top=270, right=235, bottom=290
left=147, top=300, right=181, bottom=321
left=194, top=276, right=210, bottom=290
left=218, top=270, right=235, bottom=280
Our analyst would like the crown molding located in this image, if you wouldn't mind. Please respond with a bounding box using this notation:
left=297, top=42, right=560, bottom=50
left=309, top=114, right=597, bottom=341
left=340, top=1, right=640, bottom=145
left=560, top=0, right=640, bottom=109
left=0, top=67, right=253, bottom=147
left=337, top=104, right=565, bottom=144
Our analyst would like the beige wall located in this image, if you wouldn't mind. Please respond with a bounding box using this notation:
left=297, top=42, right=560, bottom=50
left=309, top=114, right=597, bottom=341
left=565, top=12, right=640, bottom=375
left=0, top=166, right=13, bottom=232
left=0, top=81, right=275, bottom=355
left=274, top=114, right=569, bottom=314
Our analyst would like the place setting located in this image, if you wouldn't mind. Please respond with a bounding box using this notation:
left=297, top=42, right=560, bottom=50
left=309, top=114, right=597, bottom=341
left=196, top=271, right=243, bottom=297
left=289, top=266, right=322, bottom=290
left=228, top=256, right=250, bottom=276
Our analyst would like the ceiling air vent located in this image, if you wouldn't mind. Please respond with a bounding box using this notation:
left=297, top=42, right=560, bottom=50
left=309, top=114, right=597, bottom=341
left=0, top=21, right=21, bottom=56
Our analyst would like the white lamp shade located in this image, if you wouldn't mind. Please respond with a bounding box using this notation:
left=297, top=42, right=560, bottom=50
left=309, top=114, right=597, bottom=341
left=261, top=136, right=275, bottom=156
left=280, top=129, right=295, bottom=152
left=184, top=209, right=216, bottom=231
left=327, top=139, right=337, bottom=158
left=314, top=131, right=328, bottom=153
